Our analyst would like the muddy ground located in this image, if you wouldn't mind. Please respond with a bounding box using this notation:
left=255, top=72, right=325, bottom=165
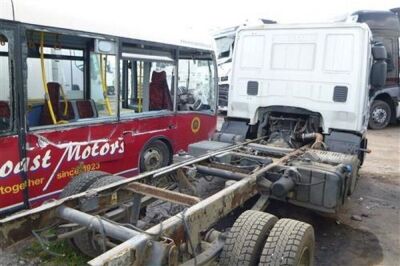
left=0, top=125, right=399, bottom=266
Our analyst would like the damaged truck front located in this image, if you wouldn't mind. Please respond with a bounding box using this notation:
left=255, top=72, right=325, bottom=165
left=221, top=22, right=387, bottom=212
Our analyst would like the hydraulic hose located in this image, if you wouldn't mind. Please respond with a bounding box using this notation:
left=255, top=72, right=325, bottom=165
left=295, top=132, right=326, bottom=150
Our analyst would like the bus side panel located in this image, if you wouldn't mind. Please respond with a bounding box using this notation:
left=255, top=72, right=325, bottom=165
left=118, top=115, right=176, bottom=177
left=174, top=113, right=217, bottom=151
left=24, top=123, right=126, bottom=208
left=0, top=135, right=25, bottom=212
left=1, top=113, right=216, bottom=212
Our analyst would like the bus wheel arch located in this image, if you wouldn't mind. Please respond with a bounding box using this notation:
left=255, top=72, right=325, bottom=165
left=139, top=137, right=173, bottom=173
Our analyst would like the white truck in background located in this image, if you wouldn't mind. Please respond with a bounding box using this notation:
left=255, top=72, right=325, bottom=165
left=222, top=22, right=387, bottom=171
left=339, top=9, right=400, bottom=129
left=213, top=19, right=276, bottom=111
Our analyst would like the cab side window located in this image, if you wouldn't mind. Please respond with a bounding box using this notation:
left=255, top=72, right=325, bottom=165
left=0, top=34, right=11, bottom=133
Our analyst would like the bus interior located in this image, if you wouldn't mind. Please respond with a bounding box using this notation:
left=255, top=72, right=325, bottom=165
left=0, top=25, right=216, bottom=133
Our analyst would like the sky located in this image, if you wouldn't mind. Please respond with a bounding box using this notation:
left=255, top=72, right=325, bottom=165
left=1, top=0, right=399, bottom=43
left=6, top=0, right=400, bottom=31
left=128, top=0, right=399, bottom=31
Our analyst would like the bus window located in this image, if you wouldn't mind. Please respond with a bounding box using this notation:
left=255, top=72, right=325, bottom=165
left=90, top=53, right=118, bottom=117
left=178, top=59, right=216, bottom=112
left=120, top=59, right=174, bottom=115
left=26, top=31, right=85, bottom=127
left=0, top=34, right=11, bottom=132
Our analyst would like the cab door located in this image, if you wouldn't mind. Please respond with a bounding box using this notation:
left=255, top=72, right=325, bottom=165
left=0, top=22, right=29, bottom=215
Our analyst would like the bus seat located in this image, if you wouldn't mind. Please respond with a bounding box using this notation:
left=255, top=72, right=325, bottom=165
left=0, top=101, right=10, bottom=130
left=75, top=100, right=98, bottom=119
left=0, top=101, right=10, bottom=119
left=149, top=71, right=173, bottom=111
left=27, top=104, right=44, bottom=127
left=40, top=82, right=61, bottom=125
left=40, top=82, right=68, bottom=125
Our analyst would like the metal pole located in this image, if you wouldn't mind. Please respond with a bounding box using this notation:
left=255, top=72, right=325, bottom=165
left=56, top=206, right=138, bottom=242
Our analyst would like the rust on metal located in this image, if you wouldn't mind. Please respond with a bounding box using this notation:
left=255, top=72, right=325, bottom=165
left=126, top=182, right=201, bottom=206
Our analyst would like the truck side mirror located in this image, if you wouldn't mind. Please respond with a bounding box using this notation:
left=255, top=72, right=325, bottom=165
left=370, top=61, right=387, bottom=88
left=370, top=43, right=387, bottom=88
left=372, top=43, right=387, bottom=60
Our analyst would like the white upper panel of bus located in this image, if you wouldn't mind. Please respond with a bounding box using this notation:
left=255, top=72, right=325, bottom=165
left=0, top=0, right=214, bottom=51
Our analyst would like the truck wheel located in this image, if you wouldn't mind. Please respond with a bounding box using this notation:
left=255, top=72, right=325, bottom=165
left=369, top=100, right=391, bottom=129
left=71, top=175, right=124, bottom=257
left=139, top=140, right=171, bottom=173
left=259, top=219, right=314, bottom=266
left=60, top=171, right=109, bottom=198
left=219, top=210, right=278, bottom=266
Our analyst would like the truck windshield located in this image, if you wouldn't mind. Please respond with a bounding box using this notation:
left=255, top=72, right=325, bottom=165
left=215, top=35, right=235, bottom=59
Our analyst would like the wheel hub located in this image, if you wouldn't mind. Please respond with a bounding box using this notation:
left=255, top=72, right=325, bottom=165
left=143, top=149, right=163, bottom=171
left=372, top=108, right=387, bottom=124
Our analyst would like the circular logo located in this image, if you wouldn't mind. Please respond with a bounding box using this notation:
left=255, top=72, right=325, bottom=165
left=191, top=117, right=201, bottom=133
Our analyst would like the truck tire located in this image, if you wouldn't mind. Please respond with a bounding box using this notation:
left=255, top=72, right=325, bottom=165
left=259, top=219, right=314, bottom=266
left=369, top=100, right=391, bottom=129
left=60, top=171, right=109, bottom=198
left=139, top=140, right=171, bottom=173
left=219, top=210, right=278, bottom=266
left=71, top=175, right=124, bottom=258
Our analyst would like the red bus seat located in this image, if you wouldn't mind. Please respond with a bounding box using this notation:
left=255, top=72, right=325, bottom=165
left=40, top=82, right=72, bottom=125
left=149, top=71, right=173, bottom=111
left=40, top=82, right=62, bottom=125
left=0, top=101, right=10, bottom=131
left=0, top=101, right=10, bottom=119
left=75, top=100, right=97, bottom=119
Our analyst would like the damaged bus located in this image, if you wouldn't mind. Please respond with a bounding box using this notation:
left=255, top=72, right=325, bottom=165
left=0, top=2, right=217, bottom=216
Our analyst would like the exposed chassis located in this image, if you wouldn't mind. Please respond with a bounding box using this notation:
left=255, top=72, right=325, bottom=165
left=0, top=139, right=308, bottom=265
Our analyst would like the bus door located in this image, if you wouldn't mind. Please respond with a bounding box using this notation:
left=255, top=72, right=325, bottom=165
left=0, top=23, right=29, bottom=215
left=23, top=30, right=122, bottom=207
left=175, top=52, right=218, bottom=151
left=119, top=47, right=177, bottom=174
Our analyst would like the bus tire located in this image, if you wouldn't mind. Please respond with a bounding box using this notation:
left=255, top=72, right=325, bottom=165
left=60, top=171, right=109, bottom=198
left=369, top=100, right=391, bottom=129
left=219, top=210, right=278, bottom=266
left=72, top=175, right=124, bottom=258
left=259, top=219, right=315, bottom=266
left=139, top=139, right=171, bottom=173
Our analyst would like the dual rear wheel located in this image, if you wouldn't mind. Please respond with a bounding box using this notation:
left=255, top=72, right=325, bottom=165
left=220, top=210, right=314, bottom=266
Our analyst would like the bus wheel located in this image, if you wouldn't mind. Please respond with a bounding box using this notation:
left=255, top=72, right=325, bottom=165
left=60, top=171, right=109, bottom=198
left=219, top=210, right=278, bottom=266
left=369, top=100, right=391, bottom=129
left=140, top=140, right=171, bottom=173
left=72, top=175, right=124, bottom=257
left=259, top=219, right=315, bottom=266
left=60, top=171, right=110, bottom=249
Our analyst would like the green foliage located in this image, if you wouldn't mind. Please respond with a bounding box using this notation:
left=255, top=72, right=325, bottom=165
left=22, top=240, right=89, bottom=266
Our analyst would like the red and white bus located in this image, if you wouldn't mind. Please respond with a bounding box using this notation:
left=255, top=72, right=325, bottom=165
left=0, top=2, right=218, bottom=215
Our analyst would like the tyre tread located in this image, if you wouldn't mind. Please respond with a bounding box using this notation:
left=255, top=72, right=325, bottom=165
left=259, top=218, right=314, bottom=266
left=220, top=210, right=278, bottom=266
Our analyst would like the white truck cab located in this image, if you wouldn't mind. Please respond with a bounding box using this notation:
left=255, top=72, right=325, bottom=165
left=222, top=23, right=387, bottom=164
